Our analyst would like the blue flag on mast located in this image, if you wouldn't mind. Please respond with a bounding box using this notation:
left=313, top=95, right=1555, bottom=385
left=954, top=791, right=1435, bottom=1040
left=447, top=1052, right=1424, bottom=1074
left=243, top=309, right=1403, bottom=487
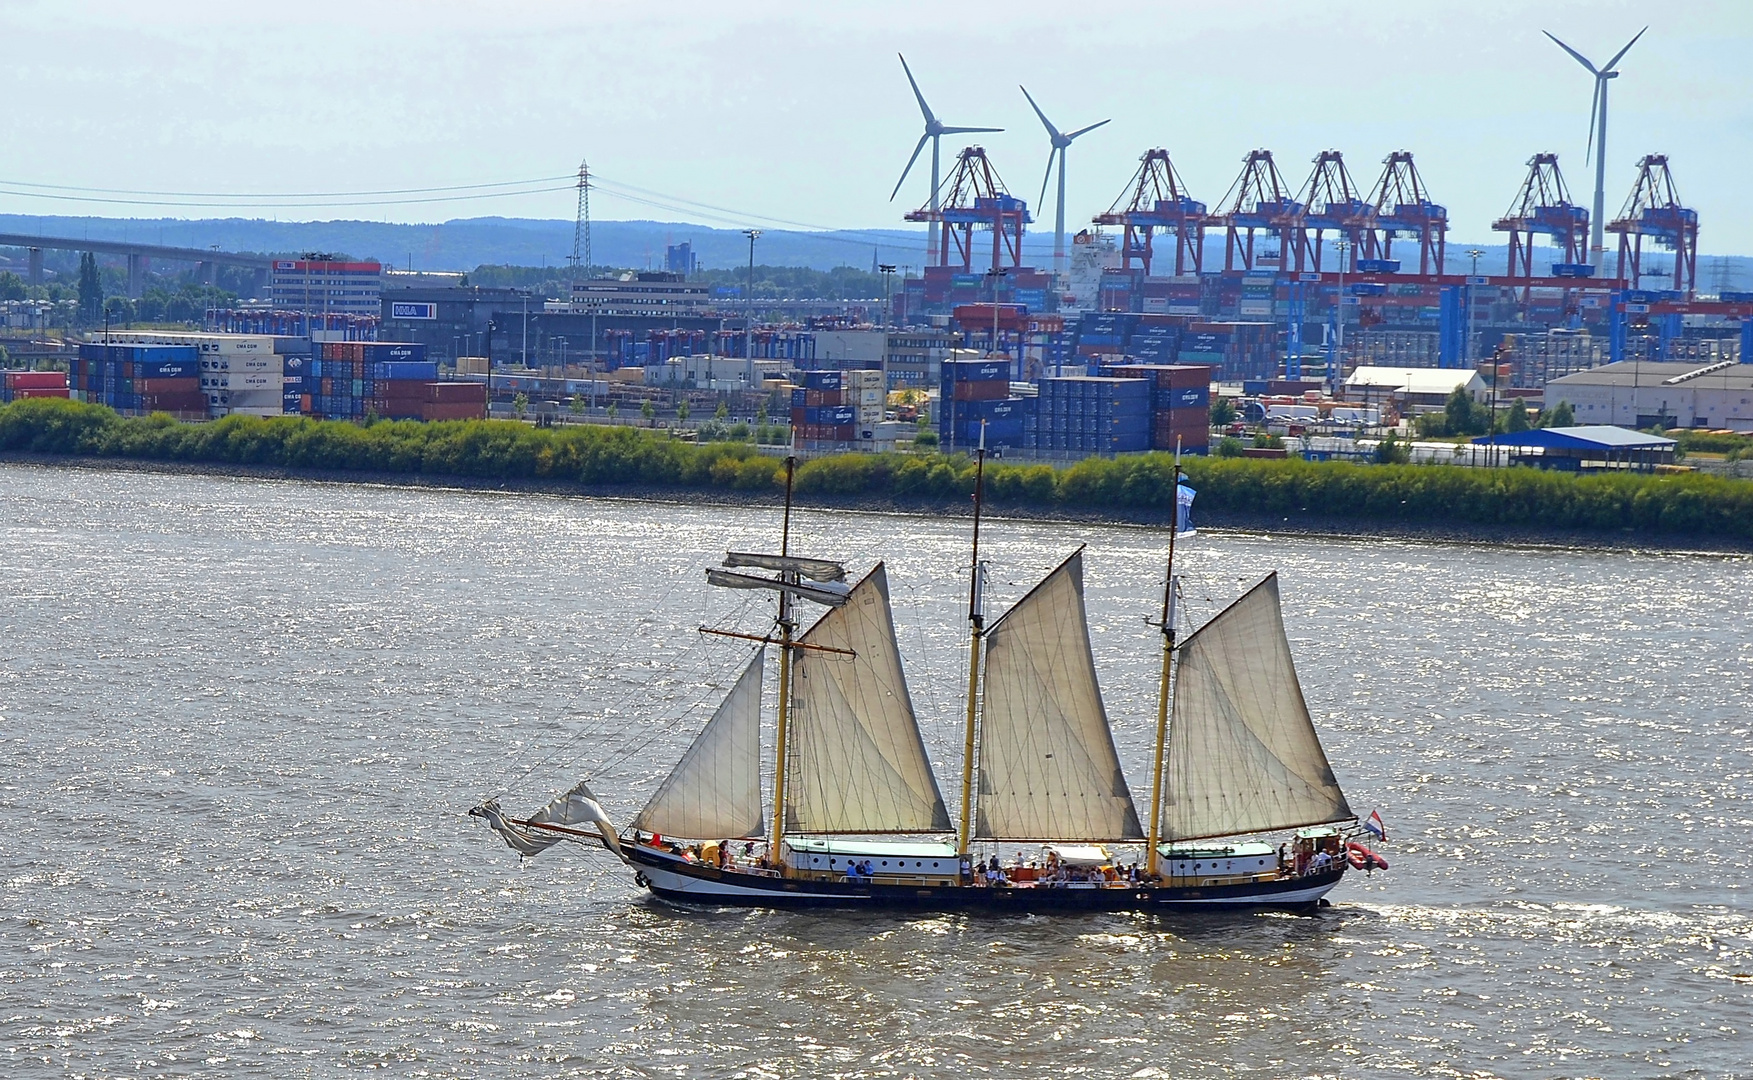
left=1175, top=482, right=1196, bottom=537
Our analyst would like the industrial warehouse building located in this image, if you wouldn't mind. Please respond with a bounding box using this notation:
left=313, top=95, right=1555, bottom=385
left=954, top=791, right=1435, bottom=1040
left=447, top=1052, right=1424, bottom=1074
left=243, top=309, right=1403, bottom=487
left=1473, top=426, right=1678, bottom=471
left=1342, top=366, right=1487, bottom=412
left=1543, top=361, right=1753, bottom=430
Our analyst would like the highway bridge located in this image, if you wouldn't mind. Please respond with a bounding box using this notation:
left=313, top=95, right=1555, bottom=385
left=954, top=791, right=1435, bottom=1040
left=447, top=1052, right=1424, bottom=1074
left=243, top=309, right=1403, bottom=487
left=0, top=233, right=272, bottom=296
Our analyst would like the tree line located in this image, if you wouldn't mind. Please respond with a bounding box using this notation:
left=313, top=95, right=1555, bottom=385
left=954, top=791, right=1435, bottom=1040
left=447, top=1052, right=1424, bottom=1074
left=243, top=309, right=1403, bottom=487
left=3, top=397, right=1750, bottom=541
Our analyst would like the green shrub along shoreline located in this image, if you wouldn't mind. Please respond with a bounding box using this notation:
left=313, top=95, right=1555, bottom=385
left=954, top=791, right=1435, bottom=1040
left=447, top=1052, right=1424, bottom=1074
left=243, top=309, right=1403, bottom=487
left=3, top=397, right=1752, bottom=542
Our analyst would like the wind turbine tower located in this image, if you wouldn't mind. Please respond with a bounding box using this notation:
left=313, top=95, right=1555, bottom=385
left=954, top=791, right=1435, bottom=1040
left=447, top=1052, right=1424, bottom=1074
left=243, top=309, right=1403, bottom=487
left=890, top=55, right=1002, bottom=267
left=1544, top=26, right=1647, bottom=267
left=1020, top=85, right=1109, bottom=279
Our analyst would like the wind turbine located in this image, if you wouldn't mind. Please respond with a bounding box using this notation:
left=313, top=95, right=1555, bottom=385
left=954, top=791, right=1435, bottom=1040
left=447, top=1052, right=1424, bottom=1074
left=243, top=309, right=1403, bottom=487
left=1020, top=86, right=1109, bottom=278
left=890, top=54, right=1002, bottom=267
left=1544, top=26, right=1647, bottom=266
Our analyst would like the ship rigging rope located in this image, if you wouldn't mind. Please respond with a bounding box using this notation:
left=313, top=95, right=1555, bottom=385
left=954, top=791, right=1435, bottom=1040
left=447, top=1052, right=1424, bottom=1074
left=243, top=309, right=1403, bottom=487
left=485, top=581, right=767, bottom=804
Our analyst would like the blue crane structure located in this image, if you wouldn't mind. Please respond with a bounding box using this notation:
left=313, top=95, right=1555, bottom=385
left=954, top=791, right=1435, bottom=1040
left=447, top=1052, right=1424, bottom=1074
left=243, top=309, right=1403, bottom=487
left=1606, top=154, right=1698, bottom=296
left=1091, top=149, right=1208, bottom=277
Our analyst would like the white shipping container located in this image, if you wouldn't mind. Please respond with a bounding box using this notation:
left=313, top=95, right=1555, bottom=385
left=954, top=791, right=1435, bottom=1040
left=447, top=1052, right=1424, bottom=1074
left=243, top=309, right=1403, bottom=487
left=226, top=388, right=283, bottom=406
left=857, top=388, right=884, bottom=406
left=857, top=405, right=884, bottom=424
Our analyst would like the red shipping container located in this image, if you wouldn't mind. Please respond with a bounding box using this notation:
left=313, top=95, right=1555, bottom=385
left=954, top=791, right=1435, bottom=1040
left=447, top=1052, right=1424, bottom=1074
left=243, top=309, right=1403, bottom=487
left=426, top=381, right=486, bottom=404
left=421, top=401, right=484, bottom=421
left=379, top=380, right=428, bottom=400
left=139, top=392, right=208, bottom=411
left=951, top=380, right=1009, bottom=402
left=14, top=387, right=71, bottom=399
left=136, top=377, right=201, bottom=394
left=5, top=371, right=68, bottom=390
left=299, top=394, right=313, bottom=413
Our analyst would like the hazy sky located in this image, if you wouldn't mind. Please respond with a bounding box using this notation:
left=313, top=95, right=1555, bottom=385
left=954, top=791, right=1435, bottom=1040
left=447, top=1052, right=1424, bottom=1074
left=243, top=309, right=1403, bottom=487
left=3, top=0, right=1749, bottom=253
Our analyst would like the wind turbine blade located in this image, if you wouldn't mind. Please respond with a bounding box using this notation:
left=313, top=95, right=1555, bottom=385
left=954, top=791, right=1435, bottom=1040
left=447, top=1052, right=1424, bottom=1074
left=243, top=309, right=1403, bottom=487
left=1543, top=31, right=1600, bottom=75
left=939, top=125, right=1004, bottom=135
left=1604, top=25, right=1648, bottom=71
left=1065, top=118, right=1112, bottom=142
left=898, top=53, right=936, bottom=125
left=1039, top=148, right=1057, bottom=211
left=891, top=133, right=931, bottom=202
left=1584, top=81, right=1600, bottom=166
left=1019, top=85, right=1060, bottom=139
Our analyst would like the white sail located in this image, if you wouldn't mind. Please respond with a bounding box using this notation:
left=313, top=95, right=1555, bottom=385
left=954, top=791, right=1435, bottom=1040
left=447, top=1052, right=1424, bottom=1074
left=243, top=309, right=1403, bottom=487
left=785, top=564, right=952, bottom=834
left=1162, top=573, right=1354, bottom=842
left=631, top=650, right=766, bottom=840
left=975, top=550, right=1144, bottom=841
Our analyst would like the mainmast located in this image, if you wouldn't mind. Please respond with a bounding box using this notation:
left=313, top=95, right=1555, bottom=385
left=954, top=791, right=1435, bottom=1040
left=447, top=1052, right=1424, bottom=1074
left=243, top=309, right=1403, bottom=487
left=768, top=455, right=798, bottom=861
left=957, top=422, right=988, bottom=856
left=1144, top=452, right=1184, bottom=880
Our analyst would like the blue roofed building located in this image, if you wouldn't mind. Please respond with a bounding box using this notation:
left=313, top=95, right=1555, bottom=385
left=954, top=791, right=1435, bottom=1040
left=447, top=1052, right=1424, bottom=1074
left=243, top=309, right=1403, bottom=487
left=1472, top=425, right=1677, bottom=471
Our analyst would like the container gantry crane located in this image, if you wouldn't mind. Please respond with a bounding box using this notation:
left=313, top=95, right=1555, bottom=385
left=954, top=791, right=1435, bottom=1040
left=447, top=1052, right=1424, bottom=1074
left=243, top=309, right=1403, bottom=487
left=1362, top=151, right=1448, bottom=275
left=1091, top=149, right=1208, bottom=277
left=1292, top=151, right=1374, bottom=274
left=1606, top=154, right=1698, bottom=296
left=1214, top=150, right=1303, bottom=273
left=1492, top=153, right=1591, bottom=282
left=905, top=146, right=1032, bottom=273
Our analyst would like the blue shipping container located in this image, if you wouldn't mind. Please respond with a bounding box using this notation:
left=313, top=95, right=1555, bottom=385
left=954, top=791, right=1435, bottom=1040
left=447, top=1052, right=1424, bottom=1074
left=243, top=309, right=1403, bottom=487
left=374, top=361, right=438, bottom=381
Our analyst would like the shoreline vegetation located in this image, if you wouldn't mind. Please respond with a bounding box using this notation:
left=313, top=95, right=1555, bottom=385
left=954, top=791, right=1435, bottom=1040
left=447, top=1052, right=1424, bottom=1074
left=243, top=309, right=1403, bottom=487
left=4, top=398, right=1752, bottom=549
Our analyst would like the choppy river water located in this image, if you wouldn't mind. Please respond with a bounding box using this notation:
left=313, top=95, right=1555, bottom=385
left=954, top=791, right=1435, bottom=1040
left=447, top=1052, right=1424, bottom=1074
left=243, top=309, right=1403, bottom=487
left=2, top=461, right=1751, bottom=1078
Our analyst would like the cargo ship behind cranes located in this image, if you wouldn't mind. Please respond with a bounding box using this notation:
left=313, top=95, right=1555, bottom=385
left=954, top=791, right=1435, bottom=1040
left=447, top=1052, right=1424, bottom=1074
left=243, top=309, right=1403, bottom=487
left=474, top=440, right=1386, bottom=911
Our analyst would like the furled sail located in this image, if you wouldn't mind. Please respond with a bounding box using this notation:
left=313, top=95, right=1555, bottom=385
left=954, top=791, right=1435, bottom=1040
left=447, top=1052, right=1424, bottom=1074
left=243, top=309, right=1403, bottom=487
left=630, top=649, right=767, bottom=840
left=1161, top=573, right=1353, bottom=842
left=472, top=779, right=625, bottom=860
left=784, top=564, right=952, bottom=834
left=975, top=550, right=1144, bottom=841
left=723, top=551, right=846, bottom=582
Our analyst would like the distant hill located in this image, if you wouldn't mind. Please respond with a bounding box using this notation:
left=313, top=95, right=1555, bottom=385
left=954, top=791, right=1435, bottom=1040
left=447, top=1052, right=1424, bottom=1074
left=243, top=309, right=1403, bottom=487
left=0, top=214, right=943, bottom=274
left=0, top=213, right=1746, bottom=292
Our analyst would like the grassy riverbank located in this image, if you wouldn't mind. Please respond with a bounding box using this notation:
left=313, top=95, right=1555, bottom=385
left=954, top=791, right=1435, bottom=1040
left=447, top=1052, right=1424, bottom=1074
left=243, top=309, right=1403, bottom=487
left=5, top=397, right=1752, bottom=542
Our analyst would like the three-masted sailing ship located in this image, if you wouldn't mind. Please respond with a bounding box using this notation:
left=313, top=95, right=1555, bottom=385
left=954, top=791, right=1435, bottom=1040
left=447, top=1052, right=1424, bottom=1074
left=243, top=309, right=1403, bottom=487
left=476, top=446, right=1381, bottom=910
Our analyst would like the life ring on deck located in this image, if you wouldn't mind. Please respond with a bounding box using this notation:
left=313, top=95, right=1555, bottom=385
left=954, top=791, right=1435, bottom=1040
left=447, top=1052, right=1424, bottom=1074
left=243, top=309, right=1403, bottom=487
left=1345, top=842, right=1388, bottom=870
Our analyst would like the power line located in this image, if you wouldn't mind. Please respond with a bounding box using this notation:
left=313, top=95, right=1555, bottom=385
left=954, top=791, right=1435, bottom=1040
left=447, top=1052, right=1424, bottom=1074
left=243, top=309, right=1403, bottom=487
left=0, top=183, right=576, bottom=210
left=0, top=173, right=576, bottom=199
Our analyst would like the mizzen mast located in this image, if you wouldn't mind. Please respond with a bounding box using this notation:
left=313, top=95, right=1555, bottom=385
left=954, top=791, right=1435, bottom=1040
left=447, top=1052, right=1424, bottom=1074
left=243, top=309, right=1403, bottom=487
left=770, top=455, right=799, bottom=859
left=957, top=422, right=988, bottom=856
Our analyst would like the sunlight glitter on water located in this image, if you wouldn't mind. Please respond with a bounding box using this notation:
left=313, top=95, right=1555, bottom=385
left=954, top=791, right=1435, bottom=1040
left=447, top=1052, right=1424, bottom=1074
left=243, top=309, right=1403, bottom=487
left=2, top=462, right=1751, bottom=1078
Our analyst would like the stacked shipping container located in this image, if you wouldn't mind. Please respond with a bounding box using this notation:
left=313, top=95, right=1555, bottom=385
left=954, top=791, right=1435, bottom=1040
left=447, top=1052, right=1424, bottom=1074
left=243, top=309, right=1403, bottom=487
left=72, top=344, right=205, bottom=418
left=938, top=358, right=1020, bottom=449
left=303, top=342, right=480, bottom=421
left=1026, top=376, right=1150, bottom=455
left=1, top=370, right=70, bottom=402
left=106, top=332, right=285, bottom=417
left=791, top=369, right=856, bottom=448
left=1103, top=364, right=1212, bottom=453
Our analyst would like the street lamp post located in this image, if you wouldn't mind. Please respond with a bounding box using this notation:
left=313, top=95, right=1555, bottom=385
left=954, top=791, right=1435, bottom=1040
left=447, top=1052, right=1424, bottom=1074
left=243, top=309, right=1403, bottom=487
left=985, top=267, right=1008, bottom=373
left=1466, top=247, right=1489, bottom=466
left=743, top=229, right=761, bottom=390
left=1332, top=238, right=1353, bottom=396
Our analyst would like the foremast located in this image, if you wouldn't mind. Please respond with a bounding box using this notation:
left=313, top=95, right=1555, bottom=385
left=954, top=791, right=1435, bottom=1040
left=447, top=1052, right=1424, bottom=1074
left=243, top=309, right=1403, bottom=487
left=769, top=455, right=798, bottom=863
left=957, top=423, right=988, bottom=856
left=1144, top=452, right=1185, bottom=881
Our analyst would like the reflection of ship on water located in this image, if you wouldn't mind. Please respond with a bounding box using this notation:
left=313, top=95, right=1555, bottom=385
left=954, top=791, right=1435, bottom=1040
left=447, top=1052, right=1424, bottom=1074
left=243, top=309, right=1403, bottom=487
left=476, top=445, right=1384, bottom=911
